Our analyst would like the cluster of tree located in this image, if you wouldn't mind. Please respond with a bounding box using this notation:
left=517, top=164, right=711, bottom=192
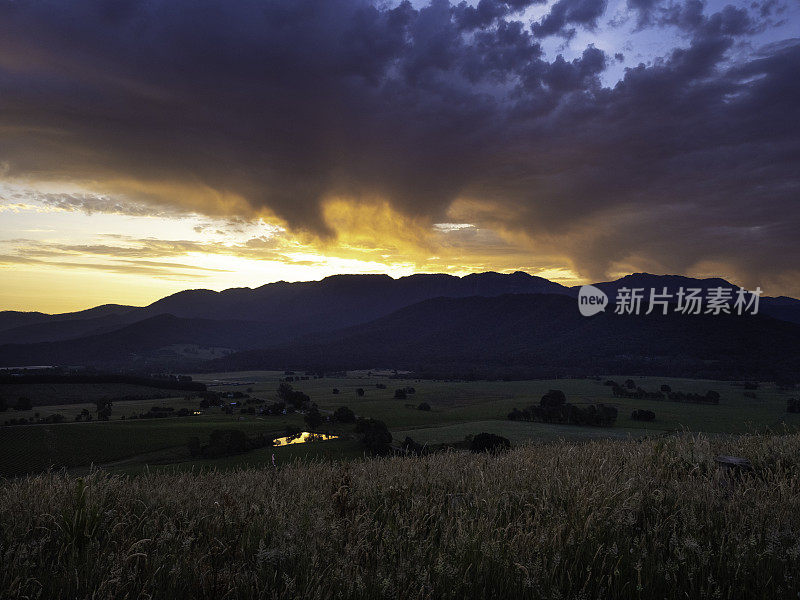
left=417, top=402, right=431, bottom=411
left=198, top=392, right=223, bottom=408
left=188, top=428, right=273, bottom=459
left=604, top=379, right=640, bottom=389
left=394, top=387, right=416, bottom=399
left=0, top=397, right=32, bottom=412
left=668, top=389, right=719, bottom=404
left=469, top=432, right=511, bottom=453
left=262, top=401, right=293, bottom=416
left=508, top=390, right=618, bottom=427
left=607, top=381, right=720, bottom=404
left=3, top=413, right=65, bottom=426
left=332, top=386, right=364, bottom=396
left=95, top=399, right=112, bottom=420
left=129, top=405, right=191, bottom=419
left=631, top=409, right=656, bottom=421
left=304, top=404, right=323, bottom=429
left=787, top=398, right=800, bottom=413
left=333, top=406, right=356, bottom=423
left=610, top=385, right=665, bottom=400
left=400, top=436, right=425, bottom=454
left=355, top=418, right=392, bottom=454
left=74, top=408, right=92, bottom=421
left=277, top=383, right=311, bottom=408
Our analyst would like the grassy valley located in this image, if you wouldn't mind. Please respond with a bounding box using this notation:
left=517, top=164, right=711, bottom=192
left=2, top=372, right=798, bottom=476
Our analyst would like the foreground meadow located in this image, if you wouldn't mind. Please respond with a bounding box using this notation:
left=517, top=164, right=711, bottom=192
left=2, top=432, right=799, bottom=599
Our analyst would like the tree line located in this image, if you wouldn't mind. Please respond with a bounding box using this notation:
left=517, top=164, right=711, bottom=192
left=508, top=390, right=618, bottom=427
left=606, top=380, right=720, bottom=404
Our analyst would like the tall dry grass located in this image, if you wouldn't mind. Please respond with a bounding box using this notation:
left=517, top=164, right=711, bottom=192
left=1, top=432, right=799, bottom=599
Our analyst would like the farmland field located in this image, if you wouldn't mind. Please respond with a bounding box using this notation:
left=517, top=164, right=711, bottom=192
left=0, top=381, right=191, bottom=406
left=2, top=431, right=799, bottom=599
left=1, top=372, right=798, bottom=477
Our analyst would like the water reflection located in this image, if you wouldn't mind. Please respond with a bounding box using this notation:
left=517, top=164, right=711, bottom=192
left=272, top=431, right=338, bottom=446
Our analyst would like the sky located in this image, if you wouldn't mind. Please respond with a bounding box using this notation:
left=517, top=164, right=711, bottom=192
left=0, top=0, right=798, bottom=313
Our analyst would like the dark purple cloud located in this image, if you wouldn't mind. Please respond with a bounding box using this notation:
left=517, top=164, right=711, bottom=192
left=0, top=0, right=797, bottom=290
left=532, top=0, right=608, bottom=38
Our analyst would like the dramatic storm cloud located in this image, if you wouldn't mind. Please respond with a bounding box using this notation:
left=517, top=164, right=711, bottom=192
left=0, top=0, right=798, bottom=304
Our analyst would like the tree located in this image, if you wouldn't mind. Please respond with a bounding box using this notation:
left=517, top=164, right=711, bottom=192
left=278, top=382, right=295, bottom=402
left=417, top=402, right=431, bottom=411
left=625, top=379, right=636, bottom=389
left=304, top=404, right=323, bottom=430
left=202, top=392, right=222, bottom=407
left=357, top=418, right=392, bottom=454
left=277, top=383, right=310, bottom=408
left=394, top=388, right=407, bottom=400
left=187, top=436, right=201, bottom=457
left=401, top=436, right=423, bottom=454
left=206, top=429, right=248, bottom=457
left=660, top=384, right=672, bottom=393
left=507, top=408, right=524, bottom=421
left=470, top=432, right=511, bottom=454
left=265, top=401, right=287, bottom=415
left=333, top=406, right=356, bottom=423
left=332, top=388, right=340, bottom=395
left=94, top=398, right=112, bottom=420
left=356, top=388, right=365, bottom=397
left=15, top=397, right=32, bottom=411
left=597, top=404, right=618, bottom=426
left=0, top=397, right=6, bottom=412
left=540, top=390, right=566, bottom=408
left=631, top=409, right=656, bottom=421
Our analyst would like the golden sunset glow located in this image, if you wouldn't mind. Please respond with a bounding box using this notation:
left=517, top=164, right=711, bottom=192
left=272, top=432, right=339, bottom=446
left=2, top=0, right=799, bottom=314
left=0, top=181, right=594, bottom=312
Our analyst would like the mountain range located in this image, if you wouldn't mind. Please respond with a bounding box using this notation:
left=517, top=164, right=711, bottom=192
left=1, top=272, right=798, bottom=380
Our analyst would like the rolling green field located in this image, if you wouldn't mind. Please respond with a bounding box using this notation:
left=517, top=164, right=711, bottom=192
left=0, top=413, right=308, bottom=476
left=0, top=382, right=185, bottom=406
left=394, top=420, right=655, bottom=445
left=1, top=371, right=798, bottom=477
left=1, top=394, right=201, bottom=423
